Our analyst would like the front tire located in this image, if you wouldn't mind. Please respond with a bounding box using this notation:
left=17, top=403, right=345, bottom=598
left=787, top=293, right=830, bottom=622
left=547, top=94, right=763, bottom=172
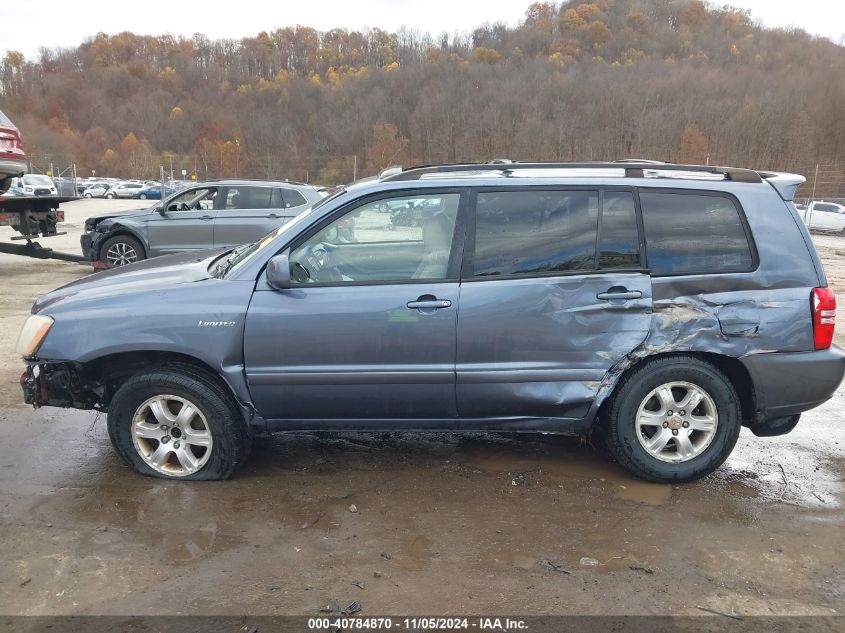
left=600, top=355, right=741, bottom=483
left=139, top=193, right=147, bottom=199
left=100, top=234, right=145, bottom=268
left=107, top=368, right=250, bottom=480
left=84, top=192, right=92, bottom=198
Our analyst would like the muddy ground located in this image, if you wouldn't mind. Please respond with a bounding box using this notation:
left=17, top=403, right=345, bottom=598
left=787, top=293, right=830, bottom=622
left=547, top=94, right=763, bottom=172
left=0, top=200, right=843, bottom=617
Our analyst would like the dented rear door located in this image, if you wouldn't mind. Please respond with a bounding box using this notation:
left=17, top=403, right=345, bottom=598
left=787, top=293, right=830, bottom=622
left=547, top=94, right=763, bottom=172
left=456, top=188, right=652, bottom=419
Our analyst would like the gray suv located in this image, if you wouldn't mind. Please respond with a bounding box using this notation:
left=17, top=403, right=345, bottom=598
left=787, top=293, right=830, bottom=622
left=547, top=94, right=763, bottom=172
left=19, top=162, right=845, bottom=482
left=81, top=179, right=324, bottom=267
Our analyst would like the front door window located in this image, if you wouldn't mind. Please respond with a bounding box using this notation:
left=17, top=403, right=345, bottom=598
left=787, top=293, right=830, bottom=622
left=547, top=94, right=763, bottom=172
left=164, top=187, right=216, bottom=212
left=289, top=193, right=460, bottom=284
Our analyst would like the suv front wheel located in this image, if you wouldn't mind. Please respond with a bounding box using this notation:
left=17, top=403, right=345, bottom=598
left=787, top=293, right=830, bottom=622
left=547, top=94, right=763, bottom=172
left=100, top=234, right=145, bottom=268
left=107, top=368, right=250, bottom=480
left=601, top=355, right=741, bottom=483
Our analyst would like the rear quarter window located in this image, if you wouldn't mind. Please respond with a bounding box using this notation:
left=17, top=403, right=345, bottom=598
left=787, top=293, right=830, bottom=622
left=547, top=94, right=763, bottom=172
left=639, top=191, right=754, bottom=275
left=280, top=188, right=308, bottom=208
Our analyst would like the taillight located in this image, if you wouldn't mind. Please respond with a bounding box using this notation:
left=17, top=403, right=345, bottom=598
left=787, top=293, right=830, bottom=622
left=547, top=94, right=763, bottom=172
left=813, top=287, right=836, bottom=350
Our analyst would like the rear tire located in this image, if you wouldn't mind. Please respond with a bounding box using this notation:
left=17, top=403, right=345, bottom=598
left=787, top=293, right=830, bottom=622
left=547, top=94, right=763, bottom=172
left=0, top=177, right=10, bottom=194
left=105, top=192, right=115, bottom=199
left=100, top=234, right=145, bottom=268
left=107, top=368, right=250, bottom=480
left=600, top=355, right=741, bottom=483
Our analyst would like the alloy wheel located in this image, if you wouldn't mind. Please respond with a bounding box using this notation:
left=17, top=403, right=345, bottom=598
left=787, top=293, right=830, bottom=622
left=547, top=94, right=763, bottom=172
left=106, top=242, right=138, bottom=266
left=635, top=381, right=718, bottom=463
left=130, top=394, right=213, bottom=476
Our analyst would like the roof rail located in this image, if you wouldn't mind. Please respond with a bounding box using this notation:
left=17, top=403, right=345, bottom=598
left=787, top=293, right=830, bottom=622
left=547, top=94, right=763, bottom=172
left=201, top=177, right=311, bottom=187
left=380, top=161, right=763, bottom=183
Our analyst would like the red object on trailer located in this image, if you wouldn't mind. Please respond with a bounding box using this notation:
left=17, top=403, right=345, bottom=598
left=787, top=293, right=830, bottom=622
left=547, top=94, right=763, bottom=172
left=0, top=109, right=27, bottom=193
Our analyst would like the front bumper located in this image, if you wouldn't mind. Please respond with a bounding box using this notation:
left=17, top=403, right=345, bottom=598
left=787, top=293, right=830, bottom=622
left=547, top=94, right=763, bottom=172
left=80, top=231, right=102, bottom=262
left=741, top=346, right=845, bottom=432
left=21, top=362, right=99, bottom=409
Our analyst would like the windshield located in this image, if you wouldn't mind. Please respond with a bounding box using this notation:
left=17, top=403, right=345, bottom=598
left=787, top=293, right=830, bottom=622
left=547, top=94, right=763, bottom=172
left=210, top=186, right=349, bottom=278
left=220, top=209, right=315, bottom=277
left=23, top=175, right=54, bottom=187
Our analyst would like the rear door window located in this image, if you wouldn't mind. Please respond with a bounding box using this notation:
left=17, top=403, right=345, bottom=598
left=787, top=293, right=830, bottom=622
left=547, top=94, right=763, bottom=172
left=221, top=186, right=273, bottom=210
left=472, top=190, right=599, bottom=276
left=639, top=191, right=753, bottom=275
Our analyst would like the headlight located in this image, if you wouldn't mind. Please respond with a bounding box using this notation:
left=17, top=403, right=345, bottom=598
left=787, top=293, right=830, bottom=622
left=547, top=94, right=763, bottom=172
left=16, top=315, right=54, bottom=358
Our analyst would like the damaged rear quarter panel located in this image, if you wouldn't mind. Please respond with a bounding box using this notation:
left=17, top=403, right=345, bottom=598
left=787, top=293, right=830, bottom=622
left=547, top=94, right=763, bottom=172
left=594, top=183, right=821, bottom=411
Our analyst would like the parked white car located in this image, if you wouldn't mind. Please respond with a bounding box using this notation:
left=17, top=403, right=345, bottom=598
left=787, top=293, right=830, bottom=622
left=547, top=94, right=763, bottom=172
left=82, top=183, right=112, bottom=198
left=105, top=182, right=145, bottom=199
left=798, top=200, right=845, bottom=232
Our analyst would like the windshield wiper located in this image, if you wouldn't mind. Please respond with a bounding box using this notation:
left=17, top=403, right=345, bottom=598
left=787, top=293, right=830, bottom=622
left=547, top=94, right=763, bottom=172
left=214, top=243, right=253, bottom=278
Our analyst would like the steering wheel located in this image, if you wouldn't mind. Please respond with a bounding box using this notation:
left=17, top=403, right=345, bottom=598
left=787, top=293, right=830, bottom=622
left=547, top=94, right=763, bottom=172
left=301, top=242, right=342, bottom=282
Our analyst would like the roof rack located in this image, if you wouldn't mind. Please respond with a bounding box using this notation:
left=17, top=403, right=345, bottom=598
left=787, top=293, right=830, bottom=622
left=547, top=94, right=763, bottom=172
left=380, top=161, right=763, bottom=184
left=201, top=177, right=311, bottom=187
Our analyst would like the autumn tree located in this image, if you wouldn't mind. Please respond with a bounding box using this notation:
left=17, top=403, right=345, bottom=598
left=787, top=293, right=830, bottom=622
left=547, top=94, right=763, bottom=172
left=680, top=123, right=709, bottom=165
left=366, top=123, right=411, bottom=174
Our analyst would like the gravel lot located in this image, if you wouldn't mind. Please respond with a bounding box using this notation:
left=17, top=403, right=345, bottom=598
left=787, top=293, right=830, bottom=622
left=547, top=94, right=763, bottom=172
left=0, top=199, right=843, bottom=617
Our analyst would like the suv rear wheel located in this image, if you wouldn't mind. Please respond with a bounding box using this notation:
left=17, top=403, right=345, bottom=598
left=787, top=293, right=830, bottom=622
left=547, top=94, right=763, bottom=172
left=107, top=368, right=250, bottom=480
left=601, top=355, right=741, bottom=483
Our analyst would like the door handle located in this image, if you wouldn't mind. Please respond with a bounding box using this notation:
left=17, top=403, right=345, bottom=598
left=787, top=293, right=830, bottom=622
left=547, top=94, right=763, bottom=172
left=597, top=288, right=642, bottom=301
left=268, top=213, right=280, bottom=219
left=199, top=215, right=213, bottom=221
left=407, top=299, right=452, bottom=310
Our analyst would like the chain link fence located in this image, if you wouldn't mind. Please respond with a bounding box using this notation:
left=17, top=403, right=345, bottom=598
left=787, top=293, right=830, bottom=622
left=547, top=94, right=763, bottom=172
left=23, top=157, right=79, bottom=196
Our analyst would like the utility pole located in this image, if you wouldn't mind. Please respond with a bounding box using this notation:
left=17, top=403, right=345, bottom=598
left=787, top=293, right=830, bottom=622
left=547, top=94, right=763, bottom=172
left=353, top=155, right=358, bottom=181
left=807, top=163, right=820, bottom=227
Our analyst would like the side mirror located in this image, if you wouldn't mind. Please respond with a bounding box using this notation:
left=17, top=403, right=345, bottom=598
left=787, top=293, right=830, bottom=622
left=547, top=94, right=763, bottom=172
left=156, top=205, right=166, bottom=215
left=266, top=253, right=291, bottom=290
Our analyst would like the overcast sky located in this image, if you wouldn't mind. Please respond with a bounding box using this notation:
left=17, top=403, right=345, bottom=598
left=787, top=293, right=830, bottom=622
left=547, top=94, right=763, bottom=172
left=1, top=0, right=842, bottom=59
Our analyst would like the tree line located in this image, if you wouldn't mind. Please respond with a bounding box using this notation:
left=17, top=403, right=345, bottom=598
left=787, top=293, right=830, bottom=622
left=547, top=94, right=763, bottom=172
left=1, top=0, right=843, bottom=195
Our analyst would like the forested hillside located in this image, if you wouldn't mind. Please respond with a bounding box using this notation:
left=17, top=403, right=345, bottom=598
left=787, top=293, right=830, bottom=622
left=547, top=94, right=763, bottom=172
left=1, top=0, right=843, bottom=190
